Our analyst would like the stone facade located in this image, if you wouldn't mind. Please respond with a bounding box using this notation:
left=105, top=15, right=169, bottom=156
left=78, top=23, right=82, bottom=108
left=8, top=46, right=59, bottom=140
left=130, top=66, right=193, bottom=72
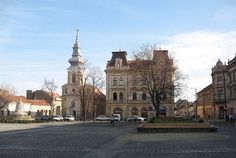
left=196, top=55, right=236, bottom=119
left=211, top=56, right=236, bottom=119
left=105, top=50, right=175, bottom=120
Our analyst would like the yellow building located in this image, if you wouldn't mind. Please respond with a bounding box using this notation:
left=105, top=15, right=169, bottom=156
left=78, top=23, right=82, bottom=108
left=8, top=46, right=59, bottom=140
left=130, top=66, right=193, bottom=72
left=105, top=50, right=174, bottom=120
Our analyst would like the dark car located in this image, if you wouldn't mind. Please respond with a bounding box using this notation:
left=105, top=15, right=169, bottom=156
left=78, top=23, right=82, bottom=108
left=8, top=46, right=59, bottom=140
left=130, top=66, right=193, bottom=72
left=35, top=115, right=50, bottom=121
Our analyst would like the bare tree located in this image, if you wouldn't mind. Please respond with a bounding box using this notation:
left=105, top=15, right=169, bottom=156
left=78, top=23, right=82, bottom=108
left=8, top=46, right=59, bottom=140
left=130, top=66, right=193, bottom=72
left=0, top=83, right=17, bottom=95
left=88, top=67, right=105, bottom=121
left=133, top=44, right=185, bottom=118
left=0, top=83, right=16, bottom=111
left=42, top=78, right=58, bottom=116
left=77, top=61, right=91, bottom=122
left=77, top=62, right=105, bottom=121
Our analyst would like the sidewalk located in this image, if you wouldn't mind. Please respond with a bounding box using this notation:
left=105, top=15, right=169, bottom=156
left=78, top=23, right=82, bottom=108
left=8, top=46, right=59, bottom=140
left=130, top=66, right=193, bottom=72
left=0, top=121, right=80, bottom=132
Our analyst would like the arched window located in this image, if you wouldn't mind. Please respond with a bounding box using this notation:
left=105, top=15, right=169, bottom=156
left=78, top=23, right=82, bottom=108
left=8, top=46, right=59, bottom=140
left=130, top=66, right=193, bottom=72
left=115, top=58, right=122, bottom=68
left=119, top=92, right=123, bottom=102
left=113, top=77, right=117, bottom=86
left=141, top=107, right=148, bottom=118
left=131, top=107, right=138, bottom=115
left=133, top=92, right=137, bottom=100
left=113, top=92, right=117, bottom=101
left=119, top=77, right=124, bottom=85
left=142, top=93, right=147, bottom=100
left=64, top=88, right=67, bottom=94
left=72, top=73, right=76, bottom=83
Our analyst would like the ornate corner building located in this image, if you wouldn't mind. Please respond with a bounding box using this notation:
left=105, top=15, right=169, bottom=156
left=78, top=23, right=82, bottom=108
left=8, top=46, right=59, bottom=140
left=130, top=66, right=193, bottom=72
left=211, top=56, right=236, bottom=119
left=105, top=50, right=175, bottom=120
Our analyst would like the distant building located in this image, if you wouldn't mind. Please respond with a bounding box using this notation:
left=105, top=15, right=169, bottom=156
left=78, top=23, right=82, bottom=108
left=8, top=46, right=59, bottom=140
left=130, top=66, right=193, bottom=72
left=0, top=95, right=50, bottom=117
left=175, top=99, right=193, bottom=117
left=196, top=84, right=214, bottom=119
left=105, top=50, right=175, bottom=120
left=26, top=90, right=62, bottom=115
left=61, top=31, right=106, bottom=120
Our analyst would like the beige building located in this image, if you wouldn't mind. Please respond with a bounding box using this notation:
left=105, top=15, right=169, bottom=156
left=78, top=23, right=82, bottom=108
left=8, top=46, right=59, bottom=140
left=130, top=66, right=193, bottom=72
left=105, top=50, right=175, bottom=120
left=196, top=84, right=214, bottom=119
left=196, top=55, right=236, bottom=120
left=211, top=56, right=236, bottom=119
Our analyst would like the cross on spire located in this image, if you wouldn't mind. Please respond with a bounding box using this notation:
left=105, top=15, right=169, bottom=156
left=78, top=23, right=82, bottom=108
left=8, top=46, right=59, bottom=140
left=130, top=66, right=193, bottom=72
left=75, top=29, right=79, bottom=43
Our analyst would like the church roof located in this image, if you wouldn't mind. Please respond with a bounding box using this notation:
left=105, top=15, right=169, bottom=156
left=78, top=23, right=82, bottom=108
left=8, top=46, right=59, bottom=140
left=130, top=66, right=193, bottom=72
left=107, top=51, right=128, bottom=66
left=0, top=95, right=49, bottom=106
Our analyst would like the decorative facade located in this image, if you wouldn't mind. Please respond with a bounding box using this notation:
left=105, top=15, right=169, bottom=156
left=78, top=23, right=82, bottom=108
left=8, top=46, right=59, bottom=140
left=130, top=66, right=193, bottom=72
left=196, top=55, right=236, bottom=119
left=211, top=56, right=236, bottom=119
left=105, top=50, right=175, bottom=120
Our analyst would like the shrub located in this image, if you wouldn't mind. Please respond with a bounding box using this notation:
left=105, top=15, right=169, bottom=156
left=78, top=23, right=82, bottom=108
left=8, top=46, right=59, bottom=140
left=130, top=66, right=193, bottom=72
left=198, top=119, right=204, bottom=123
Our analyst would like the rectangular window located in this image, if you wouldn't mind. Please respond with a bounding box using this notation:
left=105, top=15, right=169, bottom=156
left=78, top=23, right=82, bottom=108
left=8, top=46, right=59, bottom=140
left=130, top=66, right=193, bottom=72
left=112, top=77, right=117, bottom=86
left=217, top=76, right=223, bottom=85
left=218, top=89, right=224, bottom=100
left=229, top=73, right=232, bottom=84
left=233, top=87, right=236, bottom=99
left=119, top=77, right=124, bottom=85
left=234, top=71, right=236, bottom=83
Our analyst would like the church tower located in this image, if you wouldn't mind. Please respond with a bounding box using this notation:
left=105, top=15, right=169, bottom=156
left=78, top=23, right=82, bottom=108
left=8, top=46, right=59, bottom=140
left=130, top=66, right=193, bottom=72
left=61, top=30, right=83, bottom=119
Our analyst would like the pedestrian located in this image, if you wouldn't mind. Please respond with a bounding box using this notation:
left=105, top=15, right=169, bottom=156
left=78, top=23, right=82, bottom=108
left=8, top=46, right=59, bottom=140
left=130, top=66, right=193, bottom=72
left=111, top=114, right=115, bottom=126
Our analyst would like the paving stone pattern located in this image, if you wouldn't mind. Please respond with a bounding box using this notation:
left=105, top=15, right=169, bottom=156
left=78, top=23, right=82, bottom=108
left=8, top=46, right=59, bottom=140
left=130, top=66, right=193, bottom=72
left=0, top=121, right=235, bottom=158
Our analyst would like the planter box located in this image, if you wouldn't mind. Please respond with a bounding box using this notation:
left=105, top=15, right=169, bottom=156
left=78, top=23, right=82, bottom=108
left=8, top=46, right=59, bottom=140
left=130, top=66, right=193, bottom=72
left=137, top=123, right=217, bottom=133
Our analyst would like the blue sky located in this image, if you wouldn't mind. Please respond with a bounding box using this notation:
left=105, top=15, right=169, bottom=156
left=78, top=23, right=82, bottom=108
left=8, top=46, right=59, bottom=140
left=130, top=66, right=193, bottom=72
left=0, top=0, right=236, bottom=100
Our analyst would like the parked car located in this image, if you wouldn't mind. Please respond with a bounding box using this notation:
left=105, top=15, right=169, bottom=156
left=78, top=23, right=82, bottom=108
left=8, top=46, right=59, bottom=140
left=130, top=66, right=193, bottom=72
left=52, top=115, right=64, bottom=121
left=229, top=114, right=236, bottom=122
left=113, top=114, right=121, bottom=122
left=64, top=115, right=75, bottom=121
left=127, top=115, right=146, bottom=122
left=35, top=115, right=50, bottom=121
left=96, top=115, right=110, bottom=121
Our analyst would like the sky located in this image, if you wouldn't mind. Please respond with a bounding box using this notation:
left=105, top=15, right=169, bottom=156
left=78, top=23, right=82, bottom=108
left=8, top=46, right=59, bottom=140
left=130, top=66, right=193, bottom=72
left=0, top=0, right=236, bottom=101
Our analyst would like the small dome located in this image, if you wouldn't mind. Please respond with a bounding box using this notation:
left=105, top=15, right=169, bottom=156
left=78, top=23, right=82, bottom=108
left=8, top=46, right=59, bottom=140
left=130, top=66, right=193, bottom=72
left=216, top=59, right=223, bottom=67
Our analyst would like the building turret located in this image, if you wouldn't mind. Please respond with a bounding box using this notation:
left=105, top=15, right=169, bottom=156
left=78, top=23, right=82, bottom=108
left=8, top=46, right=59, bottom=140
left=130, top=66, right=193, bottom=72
left=68, top=29, right=83, bottom=67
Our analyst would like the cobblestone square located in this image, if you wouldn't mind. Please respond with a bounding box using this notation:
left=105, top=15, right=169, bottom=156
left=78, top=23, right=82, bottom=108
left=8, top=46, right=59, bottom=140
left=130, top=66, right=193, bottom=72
left=0, top=122, right=236, bottom=158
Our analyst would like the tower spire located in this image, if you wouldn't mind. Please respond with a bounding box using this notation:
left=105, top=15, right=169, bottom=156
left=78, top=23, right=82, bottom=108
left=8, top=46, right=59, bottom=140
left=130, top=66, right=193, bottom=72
left=68, top=29, right=83, bottom=67
left=75, top=29, right=79, bottom=44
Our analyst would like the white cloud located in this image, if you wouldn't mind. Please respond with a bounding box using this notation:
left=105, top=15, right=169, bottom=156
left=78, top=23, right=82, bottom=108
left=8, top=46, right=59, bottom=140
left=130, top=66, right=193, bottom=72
left=163, top=31, right=236, bottom=101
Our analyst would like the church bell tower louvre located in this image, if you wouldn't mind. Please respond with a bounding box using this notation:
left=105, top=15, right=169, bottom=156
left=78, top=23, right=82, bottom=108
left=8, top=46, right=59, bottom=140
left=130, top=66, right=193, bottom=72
left=61, top=30, right=84, bottom=119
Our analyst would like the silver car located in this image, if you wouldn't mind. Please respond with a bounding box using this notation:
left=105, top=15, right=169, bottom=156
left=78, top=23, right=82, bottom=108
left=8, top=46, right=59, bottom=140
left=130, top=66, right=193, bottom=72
left=52, top=115, right=64, bottom=121
left=64, top=115, right=75, bottom=121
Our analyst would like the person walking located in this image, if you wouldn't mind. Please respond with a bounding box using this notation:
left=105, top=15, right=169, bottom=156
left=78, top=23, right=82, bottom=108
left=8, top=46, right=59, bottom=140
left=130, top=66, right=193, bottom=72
left=111, top=114, right=115, bottom=126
